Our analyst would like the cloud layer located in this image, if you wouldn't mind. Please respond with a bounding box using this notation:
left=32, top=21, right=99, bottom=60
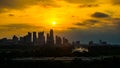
left=0, top=0, right=56, bottom=12
left=0, top=23, right=42, bottom=31
left=64, top=0, right=96, bottom=4
left=0, top=0, right=120, bottom=13
left=91, top=12, right=110, bottom=18
left=111, top=0, right=120, bottom=5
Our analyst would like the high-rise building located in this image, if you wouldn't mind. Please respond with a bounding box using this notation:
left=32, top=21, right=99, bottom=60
left=26, top=32, right=32, bottom=45
left=19, top=37, right=24, bottom=44
left=46, top=29, right=54, bottom=45
left=12, top=35, right=18, bottom=41
left=12, top=35, right=18, bottom=44
left=49, top=29, right=54, bottom=45
left=33, top=32, right=37, bottom=45
left=38, top=32, right=45, bottom=45
left=56, top=35, right=62, bottom=46
left=46, top=33, right=50, bottom=45
left=63, top=37, right=69, bottom=45
left=19, top=36, right=27, bottom=45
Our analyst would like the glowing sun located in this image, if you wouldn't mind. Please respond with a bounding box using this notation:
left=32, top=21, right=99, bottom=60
left=52, top=21, right=56, bottom=25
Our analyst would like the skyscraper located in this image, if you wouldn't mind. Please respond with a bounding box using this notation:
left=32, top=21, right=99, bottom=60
left=46, top=33, right=50, bottom=45
left=33, top=32, right=37, bottom=45
left=12, top=35, right=18, bottom=44
left=56, top=35, right=62, bottom=46
left=26, top=32, right=32, bottom=45
left=63, top=37, right=69, bottom=45
left=38, top=32, right=45, bottom=45
left=19, top=37, right=24, bottom=44
left=46, top=29, right=54, bottom=45
left=49, top=29, right=54, bottom=45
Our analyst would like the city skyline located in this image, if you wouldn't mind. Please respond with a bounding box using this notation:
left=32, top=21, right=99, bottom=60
left=0, top=29, right=72, bottom=46
left=0, top=29, right=113, bottom=46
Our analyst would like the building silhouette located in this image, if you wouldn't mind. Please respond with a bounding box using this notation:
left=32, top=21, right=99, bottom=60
left=73, top=41, right=80, bottom=47
left=46, top=33, right=50, bottom=45
left=63, top=37, right=69, bottom=45
left=49, top=29, right=54, bottom=45
left=12, top=35, right=19, bottom=44
left=0, top=29, right=74, bottom=46
left=38, top=32, right=45, bottom=46
left=25, top=32, right=32, bottom=45
left=99, top=40, right=107, bottom=45
left=89, top=41, right=94, bottom=45
left=46, top=29, right=54, bottom=45
left=55, top=35, right=62, bottom=46
left=19, top=37, right=24, bottom=45
left=33, top=32, right=37, bottom=45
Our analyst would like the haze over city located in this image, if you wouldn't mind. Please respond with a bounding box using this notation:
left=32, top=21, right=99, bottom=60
left=0, top=0, right=120, bottom=44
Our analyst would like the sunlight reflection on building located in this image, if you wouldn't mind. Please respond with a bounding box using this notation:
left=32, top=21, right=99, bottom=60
left=72, top=47, right=88, bottom=53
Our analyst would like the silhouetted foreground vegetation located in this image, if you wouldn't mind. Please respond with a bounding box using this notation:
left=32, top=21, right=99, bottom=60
left=0, top=45, right=73, bottom=58
left=88, top=45, right=120, bottom=56
left=0, top=57, right=120, bottom=68
left=1, top=45, right=120, bottom=58
left=1, top=45, right=120, bottom=68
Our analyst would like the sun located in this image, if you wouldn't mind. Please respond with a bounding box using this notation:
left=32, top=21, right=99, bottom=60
left=52, top=21, right=56, bottom=25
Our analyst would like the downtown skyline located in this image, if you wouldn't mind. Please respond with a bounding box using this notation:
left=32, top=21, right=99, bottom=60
left=0, top=29, right=113, bottom=46
left=0, top=29, right=71, bottom=46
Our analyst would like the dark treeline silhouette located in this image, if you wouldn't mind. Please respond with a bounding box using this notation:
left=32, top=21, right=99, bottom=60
left=0, top=56, right=120, bottom=68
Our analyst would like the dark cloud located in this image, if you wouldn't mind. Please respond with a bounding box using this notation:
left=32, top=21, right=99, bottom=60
left=67, top=27, right=78, bottom=30
left=85, top=19, right=99, bottom=23
left=97, top=17, right=120, bottom=33
left=112, top=18, right=120, bottom=30
left=0, top=0, right=37, bottom=9
left=0, top=0, right=58, bottom=13
left=72, top=15, right=75, bottom=17
left=8, top=14, right=14, bottom=16
left=65, top=0, right=96, bottom=4
left=107, top=18, right=120, bottom=25
left=74, top=22, right=86, bottom=26
left=91, top=12, right=110, bottom=18
left=74, top=19, right=99, bottom=26
left=0, top=24, right=42, bottom=30
left=78, top=4, right=99, bottom=8
left=113, top=18, right=120, bottom=20
left=111, top=0, right=120, bottom=5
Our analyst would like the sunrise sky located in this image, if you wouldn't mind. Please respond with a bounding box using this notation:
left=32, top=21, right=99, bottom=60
left=0, top=0, right=120, bottom=44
